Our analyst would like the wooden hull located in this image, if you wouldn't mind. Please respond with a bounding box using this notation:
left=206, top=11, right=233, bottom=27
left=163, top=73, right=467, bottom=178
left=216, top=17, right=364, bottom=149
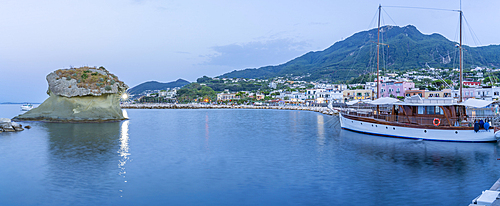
left=339, top=113, right=499, bottom=142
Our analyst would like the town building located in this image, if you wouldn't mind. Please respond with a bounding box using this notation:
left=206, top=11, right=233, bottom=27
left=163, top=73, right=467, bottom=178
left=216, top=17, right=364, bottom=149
left=451, top=88, right=476, bottom=101
left=380, top=81, right=415, bottom=98
left=159, top=89, right=177, bottom=99
left=280, top=91, right=307, bottom=103
left=405, top=89, right=424, bottom=98
left=463, top=81, right=481, bottom=87
left=475, top=87, right=500, bottom=101
left=343, top=89, right=373, bottom=103
left=424, top=89, right=452, bottom=98
left=217, top=93, right=241, bottom=101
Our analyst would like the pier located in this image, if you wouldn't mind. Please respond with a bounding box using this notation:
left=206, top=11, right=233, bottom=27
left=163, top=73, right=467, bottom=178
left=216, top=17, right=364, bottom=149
left=470, top=178, right=500, bottom=205
left=121, top=103, right=339, bottom=116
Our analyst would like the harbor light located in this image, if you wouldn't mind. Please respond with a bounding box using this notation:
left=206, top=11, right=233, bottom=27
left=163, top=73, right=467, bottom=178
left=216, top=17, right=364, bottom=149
left=121, top=93, right=129, bottom=101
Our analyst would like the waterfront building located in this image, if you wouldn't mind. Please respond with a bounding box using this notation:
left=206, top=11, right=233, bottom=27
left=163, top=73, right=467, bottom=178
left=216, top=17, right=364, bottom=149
left=365, top=81, right=378, bottom=95
left=217, top=93, right=241, bottom=101
left=424, top=89, right=452, bottom=99
left=306, top=89, right=324, bottom=100
left=342, top=89, right=372, bottom=103
left=280, top=91, right=306, bottom=103
left=327, top=90, right=344, bottom=103
left=380, top=81, right=415, bottom=98
left=475, top=86, right=500, bottom=101
left=314, top=90, right=343, bottom=104
left=451, top=88, right=477, bottom=101
left=405, top=89, right=424, bottom=98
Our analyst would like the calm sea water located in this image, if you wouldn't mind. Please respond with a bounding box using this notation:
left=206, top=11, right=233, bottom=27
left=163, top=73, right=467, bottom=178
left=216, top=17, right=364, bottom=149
left=1, top=104, right=500, bottom=205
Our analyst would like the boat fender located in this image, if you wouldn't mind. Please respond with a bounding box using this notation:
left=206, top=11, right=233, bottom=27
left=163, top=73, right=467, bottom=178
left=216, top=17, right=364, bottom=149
left=433, top=118, right=441, bottom=126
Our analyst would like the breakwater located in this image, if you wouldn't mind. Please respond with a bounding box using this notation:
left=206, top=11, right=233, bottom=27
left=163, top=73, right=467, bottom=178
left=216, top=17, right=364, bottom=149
left=120, top=103, right=338, bottom=116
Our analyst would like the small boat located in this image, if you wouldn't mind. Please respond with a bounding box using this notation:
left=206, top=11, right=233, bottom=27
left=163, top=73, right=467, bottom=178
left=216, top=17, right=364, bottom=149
left=21, top=104, right=33, bottom=111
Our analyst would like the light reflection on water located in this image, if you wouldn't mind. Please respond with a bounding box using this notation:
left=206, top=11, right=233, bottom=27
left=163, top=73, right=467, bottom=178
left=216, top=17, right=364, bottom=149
left=118, top=120, right=130, bottom=196
left=317, top=114, right=325, bottom=146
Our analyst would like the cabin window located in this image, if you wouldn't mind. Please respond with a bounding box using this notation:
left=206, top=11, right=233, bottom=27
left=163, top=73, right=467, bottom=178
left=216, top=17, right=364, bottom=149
left=418, top=106, right=424, bottom=114
left=435, top=106, right=443, bottom=115
left=426, top=106, right=435, bottom=114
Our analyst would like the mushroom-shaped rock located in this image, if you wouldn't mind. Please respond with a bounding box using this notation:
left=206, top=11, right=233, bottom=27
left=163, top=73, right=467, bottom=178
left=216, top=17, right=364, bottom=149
left=14, top=66, right=129, bottom=122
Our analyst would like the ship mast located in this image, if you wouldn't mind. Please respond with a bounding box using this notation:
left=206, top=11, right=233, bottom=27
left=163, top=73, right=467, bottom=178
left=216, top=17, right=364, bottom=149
left=459, top=10, right=463, bottom=103
left=377, top=4, right=381, bottom=99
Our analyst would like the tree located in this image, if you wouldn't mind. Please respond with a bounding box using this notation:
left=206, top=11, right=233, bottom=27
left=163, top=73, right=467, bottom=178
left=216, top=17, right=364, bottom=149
left=431, top=79, right=453, bottom=90
left=483, top=76, right=499, bottom=85
left=176, top=83, right=216, bottom=103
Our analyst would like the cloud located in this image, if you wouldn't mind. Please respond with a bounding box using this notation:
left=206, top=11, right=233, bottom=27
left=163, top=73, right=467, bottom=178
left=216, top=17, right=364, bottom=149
left=203, top=39, right=309, bottom=69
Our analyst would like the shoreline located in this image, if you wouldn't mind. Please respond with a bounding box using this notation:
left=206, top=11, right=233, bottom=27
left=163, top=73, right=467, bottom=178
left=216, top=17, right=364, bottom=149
left=120, top=103, right=339, bottom=116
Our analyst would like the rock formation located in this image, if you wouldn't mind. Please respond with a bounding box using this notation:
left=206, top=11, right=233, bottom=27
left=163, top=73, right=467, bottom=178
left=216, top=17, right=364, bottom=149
left=14, top=66, right=129, bottom=122
left=0, top=118, right=24, bottom=132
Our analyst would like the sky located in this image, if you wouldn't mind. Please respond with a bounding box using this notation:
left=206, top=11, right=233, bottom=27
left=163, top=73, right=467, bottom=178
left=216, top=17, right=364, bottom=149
left=1, top=0, right=499, bottom=103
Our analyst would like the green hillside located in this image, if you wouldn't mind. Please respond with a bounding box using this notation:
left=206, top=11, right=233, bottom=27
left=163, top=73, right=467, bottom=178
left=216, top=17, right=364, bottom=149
left=220, top=25, right=500, bottom=82
left=128, top=79, right=190, bottom=95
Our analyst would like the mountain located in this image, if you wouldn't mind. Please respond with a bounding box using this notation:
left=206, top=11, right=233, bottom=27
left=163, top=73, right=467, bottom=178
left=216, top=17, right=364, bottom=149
left=128, top=79, right=190, bottom=95
left=220, top=25, right=500, bottom=82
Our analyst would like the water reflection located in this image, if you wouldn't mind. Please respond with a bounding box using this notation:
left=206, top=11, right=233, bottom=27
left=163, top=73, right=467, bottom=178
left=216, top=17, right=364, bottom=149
left=43, top=122, right=122, bottom=202
left=339, top=129, right=498, bottom=171
left=316, top=115, right=325, bottom=146
left=118, top=121, right=130, bottom=178
left=118, top=120, right=130, bottom=197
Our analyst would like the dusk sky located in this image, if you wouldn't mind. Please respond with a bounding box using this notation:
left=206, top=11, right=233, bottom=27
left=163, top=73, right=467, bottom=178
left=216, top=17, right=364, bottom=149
left=1, top=0, right=499, bottom=103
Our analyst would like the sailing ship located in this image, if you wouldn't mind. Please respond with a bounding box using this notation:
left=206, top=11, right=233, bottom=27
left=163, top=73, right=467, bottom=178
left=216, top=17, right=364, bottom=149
left=339, top=5, right=500, bottom=142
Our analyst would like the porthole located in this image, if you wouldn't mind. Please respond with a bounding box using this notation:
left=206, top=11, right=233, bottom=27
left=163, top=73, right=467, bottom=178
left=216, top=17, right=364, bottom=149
left=352, top=121, right=354, bottom=123
left=393, top=127, right=395, bottom=130
left=386, top=127, right=388, bottom=129
left=424, top=130, right=427, bottom=133
left=361, top=123, right=362, bottom=125
left=375, top=125, right=377, bottom=127
left=455, top=131, right=458, bottom=134
left=372, top=124, right=374, bottom=127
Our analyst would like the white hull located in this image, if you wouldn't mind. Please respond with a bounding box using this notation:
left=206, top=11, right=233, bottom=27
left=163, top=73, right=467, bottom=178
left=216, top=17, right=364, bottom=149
left=21, top=105, right=33, bottom=111
left=339, top=113, right=499, bottom=142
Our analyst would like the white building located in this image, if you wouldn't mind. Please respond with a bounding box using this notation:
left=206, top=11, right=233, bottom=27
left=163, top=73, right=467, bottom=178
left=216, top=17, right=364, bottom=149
left=159, top=89, right=177, bottom=99
left=475, top=87, right=500, bottom=101
left=280, top=91, right=307, bottom=102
